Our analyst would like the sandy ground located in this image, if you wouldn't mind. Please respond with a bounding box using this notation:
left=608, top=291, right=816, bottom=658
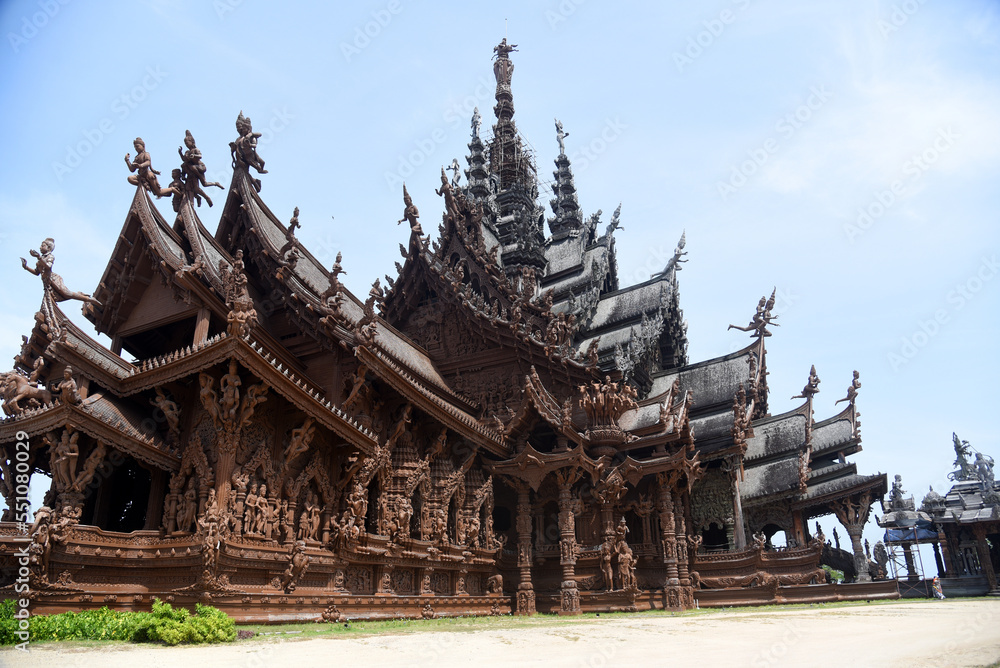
left=3, top=599, right=1000, bottom=668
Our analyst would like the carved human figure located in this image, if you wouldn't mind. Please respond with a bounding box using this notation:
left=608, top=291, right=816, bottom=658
left=617, top=543, right=636, bottom=591
left=835, top=370, right=861, bottom=406
left=162, top=488, right=179, bottom=534
left=244, top=482, right=259, bottom=534
left=398, top=185, right=421, bottom=234
left=284, top=417, right=316, bottom=466
left=492, top=38, right=518, bottom=85
left=219, top=359, right=242, bottom=422
left=21, top=238, right=102, bottom=306
left=555, top=118, right=569, bottom=155
left=231, top=111, right=268, bottom=174
left=51, top=428, right=80, bottom=490
left=255, top=484, right=270, bottom=536
left=177, top=130, right=223, bottom=206
left=435, top=167, right=460, bottom=220
left=124, top=137, right=164, bottom=196
left=600, top=539, right=614, bottom=590
left=471, top=107, right=481, bottom=138
left=53, top=367, right=81, bottom=406
left=975, top=452, right=995, bottom=488
left=466, top=513, right=480, bottom=548
left=151, top=387, right=181, bottom=438
left=889, top=474, right=906, bottom=510
left=177, top=479, right=198, bottom=533
left=281, top=541, right=309, bottom=592
left=447, top=158, right=461, bottom=187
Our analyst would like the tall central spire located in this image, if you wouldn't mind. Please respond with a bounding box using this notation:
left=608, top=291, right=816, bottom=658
left=485, top=39, right=545, bottom=272
left=488, top=38, right=536, bottom=199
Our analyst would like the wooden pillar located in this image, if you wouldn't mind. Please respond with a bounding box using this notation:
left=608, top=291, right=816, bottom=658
left=514, top=484, right=535, bottom=615
left=556, top=474, right=580, bottom=615
left=673, top=490, right=690, bottom=584
left=932, top=542, right=945, bottom=578
left=143, top=468, right=167, bottom=531
left=193, top=308, right=211, bottom=346
left=791, top=510, right=806, bottom=547
left=657, top=474, right=679, bottom=585
left=723, top=455, right=747, bottom=550
left=832, top=492, right=873, bottom=583
left=973, top=525, right=998, bottom=592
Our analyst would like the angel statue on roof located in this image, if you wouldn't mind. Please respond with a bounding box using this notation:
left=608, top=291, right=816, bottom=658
left=21, top=238, right=101, bottom=307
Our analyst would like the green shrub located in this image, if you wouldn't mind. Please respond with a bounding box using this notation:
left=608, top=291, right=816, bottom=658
left=0, top=598, right=235, bottom=646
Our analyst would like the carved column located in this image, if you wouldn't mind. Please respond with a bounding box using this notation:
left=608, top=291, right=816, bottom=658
left=143, top=469, right=167, bottom=531
left=932, top=541, right=945, bottom=578
left=514, top=484, right=535, bottom=615
left=832, top=492, right=873, bottom=583
left=193, top=307, right=211, bottom=346
left=903, top=542, right=918, bottom=581
left=673, top=490, right=690, bottom=584
left=973, top=525, right=998, bottom=592
left=556, top=473, right=580, bottom=615
left=722, top=455, right=747, bottom=550
left=657, top=477, right=679, bottom=585
left=937, top=529, right=952, bottom=578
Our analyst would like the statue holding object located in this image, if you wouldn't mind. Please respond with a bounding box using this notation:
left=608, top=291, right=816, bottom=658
left=124, top=137, right=165, bottom=196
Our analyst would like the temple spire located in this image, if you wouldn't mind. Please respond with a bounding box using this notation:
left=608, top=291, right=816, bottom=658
left=548, top=119, right=583, bottom=239
left=486, top=39, right=545, bottom=272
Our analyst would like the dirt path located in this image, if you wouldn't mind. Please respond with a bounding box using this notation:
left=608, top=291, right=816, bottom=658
left=5, top=600, right=1000, bottom=668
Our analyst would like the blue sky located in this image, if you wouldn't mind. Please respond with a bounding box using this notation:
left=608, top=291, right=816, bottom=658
left=1, top=0, right=999, bottom=553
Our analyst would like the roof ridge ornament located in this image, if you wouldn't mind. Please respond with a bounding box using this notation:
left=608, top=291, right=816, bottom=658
left=21, top=238, right=102, bottom=308
left=727, top=288, right=777, bottom=337
left=231, top=111, right=267, bottom=192
left=178, top=130, right=224, bottom=207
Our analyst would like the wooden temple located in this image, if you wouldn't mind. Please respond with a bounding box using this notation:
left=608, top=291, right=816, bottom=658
left=0, top=41, right=896, bottom=620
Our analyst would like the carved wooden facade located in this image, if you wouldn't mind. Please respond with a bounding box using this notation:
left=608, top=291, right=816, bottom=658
left=0, top=42, right=893, bottom=620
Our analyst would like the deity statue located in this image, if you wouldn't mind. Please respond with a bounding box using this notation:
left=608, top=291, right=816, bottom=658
left=21, top=238, right=102, bottom=306
left=555, top=118, right=569, bottom=155
left=178, top=130, right=224, bottom=207
left=231, top=111, right=268, bottom=178
left=53, top=366, right=81, bottom=405
left=471, top=107, right=481, bottom=138
left=398, top=184, right=421, bottom=234
left=791, top=365, right=821, bottom=400
left=888, top=474, right=906, bottom=511
left=728, top=289, right=778, bottom=338
left=835, top=370, right=861, bottom=407
left=124, top=137, right=165, bottom=196
left=492, top=38, right=518, bottom=85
